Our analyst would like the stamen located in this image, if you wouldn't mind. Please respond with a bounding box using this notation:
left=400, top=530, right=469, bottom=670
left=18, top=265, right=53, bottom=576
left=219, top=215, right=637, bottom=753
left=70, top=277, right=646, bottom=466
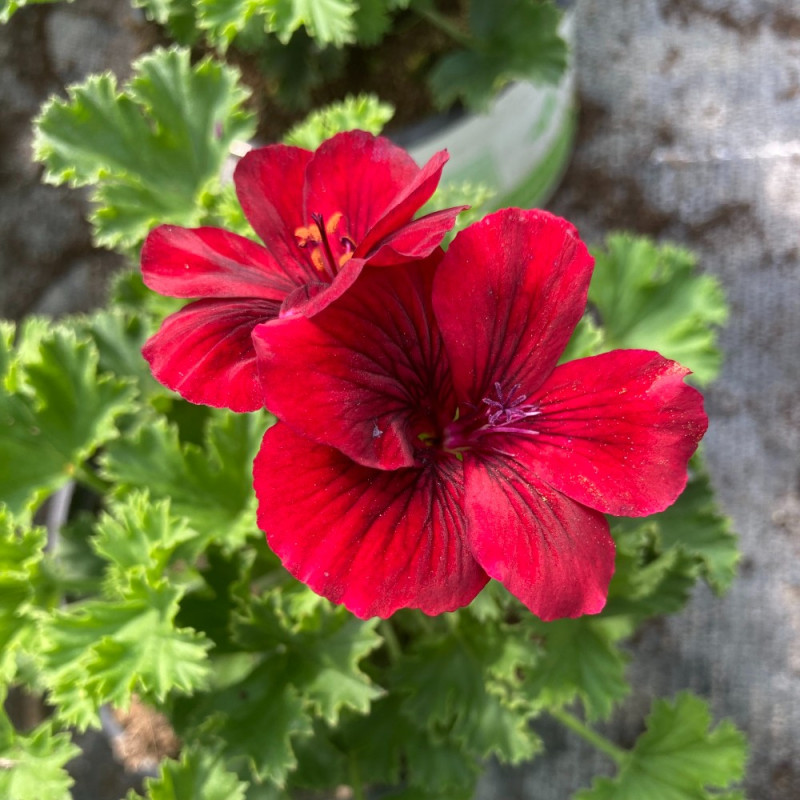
left=481, top=382, right=541, bottom=429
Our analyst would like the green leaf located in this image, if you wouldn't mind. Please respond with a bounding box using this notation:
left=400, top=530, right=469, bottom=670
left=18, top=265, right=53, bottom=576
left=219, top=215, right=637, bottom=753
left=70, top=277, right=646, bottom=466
left=0, top=327, right=134, bottom=514
left=0, top=708, right=79, bottom=800
left=560, top=314, right=606, bottom=364
left=268, top=0, right=358, bottom=46
left=175, top=659, right=311, bottom=786
left=392, top=616, right=541, bottom=764
left=179, top=599, right=382, bottom=786
left=589, top=235, right=728, bottom=385
left=575, top=692, right=747, bottom=800
left=654, top=458, right=739, bottom=592
left=428, top=0, right=568, bottom=111
left=0, top=0, right=69, bottom=24
left=133, top=746, right=249, bottom=800
left=283, top=93, right=394, bottom=149
left=604, top=523, right=699, bottom=619
left=609, top=456, right=739, bottom=598
left=233, top=596, right=384, bottom=724
left=523, top=617, right=629, bottom=721
left=197, top=0, right=261, bottom=48
left=134, top=0, right=199, bottom=44
left=102, top=410, right=269, bottom=551
left=78, top=308, right=161, bottom=399
left=92, top=492, right=196, bottom=588
left=34, top=47, right=255, bottom=250
left=41, top=575, right=212, bottom=730
left=0, top=508, right=46, bottom=682
left=351, top=0, right=395, bottom=44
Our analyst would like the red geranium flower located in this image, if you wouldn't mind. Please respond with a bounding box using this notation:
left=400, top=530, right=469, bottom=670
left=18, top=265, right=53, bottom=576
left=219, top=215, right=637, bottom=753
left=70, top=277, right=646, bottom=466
left=140, top=130, right=464, bottom=411
left=252, top=209, right=708, bottom=620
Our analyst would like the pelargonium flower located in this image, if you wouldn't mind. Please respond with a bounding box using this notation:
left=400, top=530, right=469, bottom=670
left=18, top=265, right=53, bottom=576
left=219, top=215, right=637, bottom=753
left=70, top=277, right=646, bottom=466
left=140, top=130, right=464, bottom=411
left=252, top=209, right=708, bottom=621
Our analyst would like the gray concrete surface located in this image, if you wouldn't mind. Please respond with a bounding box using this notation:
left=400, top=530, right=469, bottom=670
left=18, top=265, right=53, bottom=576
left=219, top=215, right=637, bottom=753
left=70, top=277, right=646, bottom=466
left=478, top=1, right=800, bottom=798
left=2, top=0, right=799, bottom=798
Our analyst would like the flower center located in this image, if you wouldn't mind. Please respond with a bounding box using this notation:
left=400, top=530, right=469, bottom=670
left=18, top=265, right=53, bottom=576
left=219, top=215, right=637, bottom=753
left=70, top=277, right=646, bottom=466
left=481, top=382, right=542, bottom=428
left=441, top=382, right=542, bottom=454
left=294, top=212, right=356, bottom=280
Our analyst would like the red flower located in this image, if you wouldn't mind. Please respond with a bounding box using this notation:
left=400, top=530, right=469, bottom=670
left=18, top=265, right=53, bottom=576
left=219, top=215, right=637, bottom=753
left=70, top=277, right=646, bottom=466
left=140, top=131, right=464, bottom=411
left=252, top=209, right=708, bottom=620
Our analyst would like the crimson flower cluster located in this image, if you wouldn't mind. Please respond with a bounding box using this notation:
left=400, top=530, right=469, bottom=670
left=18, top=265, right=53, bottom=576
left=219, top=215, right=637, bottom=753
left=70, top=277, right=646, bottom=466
left=142, top=131, right=707, bottom=621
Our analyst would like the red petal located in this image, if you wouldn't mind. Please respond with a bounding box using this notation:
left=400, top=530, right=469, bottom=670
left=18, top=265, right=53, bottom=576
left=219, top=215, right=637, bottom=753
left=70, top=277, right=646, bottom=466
left=367, top=207, right=467, bottom=267
left=141, top=225, right=297, bottom=300
left=305, top=131, right=422, bottom=245
left=279, top=255, right=366, bottom=319
left=253, top=255, right=453, bottom=470
left=233, top=144, right=316, bottom=280
left=254, top=424, right=488, bottom=618
left=521, top=350, right=708, bottom=517
left=465, top=454, right=615, bottom=621
left=433, top=208, right=594, bottom=406
left=142, top=298, right=279, bottom=411
left=355, top=150, right=454, bottom=258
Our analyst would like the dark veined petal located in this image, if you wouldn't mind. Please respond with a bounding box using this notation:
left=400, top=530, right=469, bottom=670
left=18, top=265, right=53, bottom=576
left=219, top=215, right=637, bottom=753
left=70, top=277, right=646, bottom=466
left=355, top=150, right=457, bottom=259
left=233, top=143, right=317, bottom=280
left=520, top=349, right=708, bottom=517
left=464, top=454, right=615, bottom=621
left=141, top=225, right=298, bottom=300
left=278, top=255, right=366, bottom=320
left=253, top=254, right=453, bottom=470
left=366, top=206, right=467, bottom=267
left=142, top=297, right=280, bottom=412
left=433, top=208, right=594, bottom=407
left=254, top=424, right=488, bottom=619
left=304, top=131, right=424, bottom=246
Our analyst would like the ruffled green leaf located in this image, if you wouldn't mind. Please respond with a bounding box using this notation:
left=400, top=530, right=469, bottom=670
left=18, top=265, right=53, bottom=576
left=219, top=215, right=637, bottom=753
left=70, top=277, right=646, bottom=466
left=178, top=598, right=382, bottom=786
left=605, top=523, right=699, bottom=619
left=609, top=456, right=739, bottom=599
left=0, top=508, right=46, bottom=682
left=654, top=458, right=739, bottom=592
left=559, top=314, right=606, bottom=364
left=40, top=575, right=212, bottom=730
left=0, top=327, right=134, bottom=514
left=197, top=0, right=357, bottom=49
left=575, top=692, right=746, bottom=800
left=34, top=46, right=255, bottom=250
left=524, top=617, right=629, bottom=721
left=78, top=308, right=161, bottom=399
left=92, top=492, right=196, bottom=589
left=268, top=0, right=358, bottom=46
left=131, top=746, right=248, bottom=800
left=428, top=0, right=567, bottom=111
left=392, top=616, right=541, bottom=764
left=233, top=596, right=384, bottom=724
left=0, top=704, right=79, bottom=800
left=589, top=234, right=728, bottom=385
left=284, top=93, right=394, bottom=149
left=102, top=411, right=269, bottom=551
left=134, top=0, right=199, bottom=44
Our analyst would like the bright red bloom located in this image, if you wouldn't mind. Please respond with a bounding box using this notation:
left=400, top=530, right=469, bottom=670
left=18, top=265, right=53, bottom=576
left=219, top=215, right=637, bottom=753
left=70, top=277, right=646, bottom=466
left=140, top=130, right=464, bottom=411
left=252, top=209, right=708, bottom=620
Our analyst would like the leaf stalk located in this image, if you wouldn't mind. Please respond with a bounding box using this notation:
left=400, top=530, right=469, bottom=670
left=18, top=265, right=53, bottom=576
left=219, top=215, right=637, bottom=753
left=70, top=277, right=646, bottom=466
left=549, top=707, right=628, bottom=765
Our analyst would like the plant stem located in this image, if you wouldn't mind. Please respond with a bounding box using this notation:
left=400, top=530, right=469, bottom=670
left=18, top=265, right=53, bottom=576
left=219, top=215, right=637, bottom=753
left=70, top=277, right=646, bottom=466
left=416, top=6, right=472, bottom=48
left=379, top=619, right=402, bottom=662
left=73, top=464, right=110, bottom=494
left=549, top=708, right=628, bottom=766
left=349, top=753, right=366, bottom=800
